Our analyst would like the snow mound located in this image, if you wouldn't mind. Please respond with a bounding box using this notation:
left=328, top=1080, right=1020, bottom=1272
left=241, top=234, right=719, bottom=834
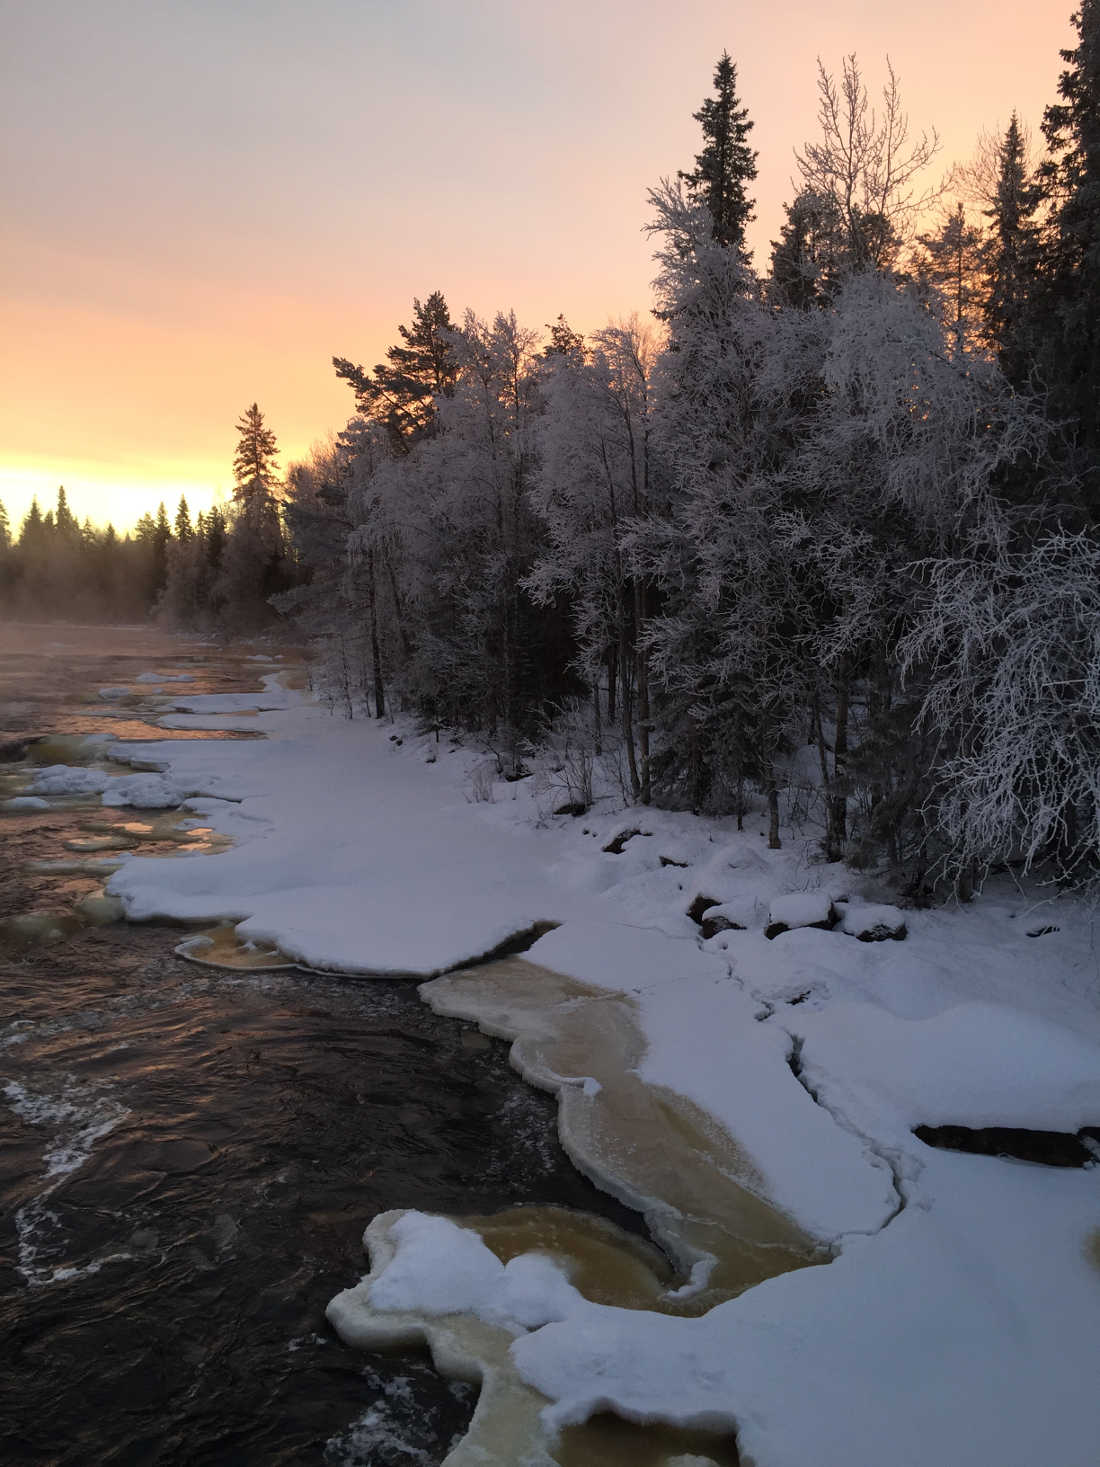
left=837, top=902, right=907, bottom=941
left=96, top=686, right=131, bottom=700
left=767, top=890, right=836, bottom=936
left=362, top=1211, right=582, bottom=1334
left=3, top=796, right=50, bottom=811
left=101, top=773, right=184, bottom=809
left=30, top=765, right=112, bottom=797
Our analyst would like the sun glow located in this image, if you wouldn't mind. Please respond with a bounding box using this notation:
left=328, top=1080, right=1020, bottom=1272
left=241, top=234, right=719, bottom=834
left=0, top=462, right=226, bottom=537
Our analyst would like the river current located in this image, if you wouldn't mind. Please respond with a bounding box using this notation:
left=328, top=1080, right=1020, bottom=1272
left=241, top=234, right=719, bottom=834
left=0, top=625, right=647, bottom=1465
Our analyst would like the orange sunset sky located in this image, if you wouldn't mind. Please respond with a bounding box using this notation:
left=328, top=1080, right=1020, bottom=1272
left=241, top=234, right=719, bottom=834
left=0, top=0, right=1078, bottom=533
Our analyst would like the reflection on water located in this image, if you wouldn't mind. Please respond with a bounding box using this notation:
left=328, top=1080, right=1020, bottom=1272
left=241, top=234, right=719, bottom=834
left=1, top=621, right=664, bottom=1466
left=2, top=923, right=646, bottom=1464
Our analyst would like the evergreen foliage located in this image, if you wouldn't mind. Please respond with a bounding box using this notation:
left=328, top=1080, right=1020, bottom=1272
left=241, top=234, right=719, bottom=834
left=1036, top=0, right=1100, bottom=516
left=678, top=51, right=758, bottom=253
left=333, top=292, right=459, bottom=453
left=14, top=25, right=1100, bottom=896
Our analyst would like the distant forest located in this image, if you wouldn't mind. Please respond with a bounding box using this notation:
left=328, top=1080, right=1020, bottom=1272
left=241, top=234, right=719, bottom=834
left=7, top=7, right=1100, bottom=897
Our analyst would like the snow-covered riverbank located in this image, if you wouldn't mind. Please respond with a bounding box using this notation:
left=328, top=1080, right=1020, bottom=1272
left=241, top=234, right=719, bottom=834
left=88, top=670, right=1100, bottom=1466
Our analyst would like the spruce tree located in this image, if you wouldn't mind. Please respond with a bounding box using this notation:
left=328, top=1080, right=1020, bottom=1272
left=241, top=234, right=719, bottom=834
left=983, top=114, right=1040, bottom=381
left=175, top=495, right=193, bottom=542
left=679, top=51, right=758, bottom=254
left=54, top=485, right=78, bottom=540
left=233, top=403, right=281, bottom=507
left=768, top=190, right=840, bottom=308
left=0, top=499, right=9, bottom=554
left=1037, top=0, right=1100, bottom=514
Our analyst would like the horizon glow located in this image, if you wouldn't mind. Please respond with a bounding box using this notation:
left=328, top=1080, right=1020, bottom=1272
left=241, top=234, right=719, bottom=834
left=0, top=0, right=1077, bottom=533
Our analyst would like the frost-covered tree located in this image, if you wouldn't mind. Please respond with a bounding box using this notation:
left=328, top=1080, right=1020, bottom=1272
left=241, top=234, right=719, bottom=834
left=902, top=531, right=1100, bottom=887
left=678, top=51, right=758, bottom=255
left=784, top=271, right=1046, bottom=867
left=634, top=180, right=800, bottom=829
left=528, top=317, right=659, bottom=797
left=794, top=55, right=940, bottom=272
left=394, top=310, right=559, bottom=758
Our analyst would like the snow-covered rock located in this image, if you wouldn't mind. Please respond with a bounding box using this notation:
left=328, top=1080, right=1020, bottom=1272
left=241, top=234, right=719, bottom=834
left=837, top=901, right=908, bottom=941
left=766, top=889, right=836, bottom=938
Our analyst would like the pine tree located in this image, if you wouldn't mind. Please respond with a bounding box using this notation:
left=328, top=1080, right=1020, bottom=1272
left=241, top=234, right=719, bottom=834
left=0, top=499, right=9, bottom=554
left=679, top=51, right=758, bottom=254
left=233, top=403, right=281, bottom=507
left=333, top=292, right=459, bottom=453
left=794, top=56, right=939, bottom=273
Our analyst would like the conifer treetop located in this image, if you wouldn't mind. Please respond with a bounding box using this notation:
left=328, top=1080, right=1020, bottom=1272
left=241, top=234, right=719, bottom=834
left=233, top=402, right=281, bottom=505
left=679, top=50, right=758, bottom=254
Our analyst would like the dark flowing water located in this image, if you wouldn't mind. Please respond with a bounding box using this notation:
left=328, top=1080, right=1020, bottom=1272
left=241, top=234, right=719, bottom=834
left=0, top=625, right=644, bottom=1466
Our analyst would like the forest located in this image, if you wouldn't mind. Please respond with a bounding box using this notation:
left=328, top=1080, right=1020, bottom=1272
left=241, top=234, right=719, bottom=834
left=5, top=5, right=1100, bottom=898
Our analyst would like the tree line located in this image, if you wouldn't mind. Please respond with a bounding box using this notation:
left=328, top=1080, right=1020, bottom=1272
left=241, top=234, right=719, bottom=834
left=0, top=404, right=296, bottom=628
left=279, top=8, right=1100, bottom=896
left=8, top=6, right=1100, bottom=897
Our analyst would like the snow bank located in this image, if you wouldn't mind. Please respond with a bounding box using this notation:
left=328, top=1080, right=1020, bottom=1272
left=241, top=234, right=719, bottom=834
left=82, top=668, right=1100, bottom=1466
left=101, top=773, right=185, bottom=809
left=3, top=796, right=50, bottom=811
left=30, top=765, right=112, bottom=797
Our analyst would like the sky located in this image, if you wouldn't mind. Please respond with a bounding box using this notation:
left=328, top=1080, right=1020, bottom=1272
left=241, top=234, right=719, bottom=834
left=0, top=0, right=1078, bottom=533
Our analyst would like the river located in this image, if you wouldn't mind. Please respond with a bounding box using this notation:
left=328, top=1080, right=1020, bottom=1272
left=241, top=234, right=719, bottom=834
left=0, top=624, right=651, bottom=1465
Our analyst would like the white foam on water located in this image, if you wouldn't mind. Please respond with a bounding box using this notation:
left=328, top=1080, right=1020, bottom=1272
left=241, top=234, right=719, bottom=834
left=4, top=1076, right=131, bottom=1286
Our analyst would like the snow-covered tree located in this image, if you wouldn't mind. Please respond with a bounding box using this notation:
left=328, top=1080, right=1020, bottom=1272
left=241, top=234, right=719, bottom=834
left=902, top=531, right=1100, bottom=887
left=528, top=316, right=659, bottom=797
left=794, top=56, right=940, bottom=272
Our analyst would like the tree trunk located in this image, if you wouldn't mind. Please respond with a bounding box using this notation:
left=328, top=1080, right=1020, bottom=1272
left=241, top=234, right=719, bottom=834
left=767, top=781, right=782, bottom=850
left=367, top=546, right=385, bottom=718
left=633, top=583, right=651, bottom=805
left=619, top=613, right=640, bottom=800
left=826, top=678, right=849, bottom=859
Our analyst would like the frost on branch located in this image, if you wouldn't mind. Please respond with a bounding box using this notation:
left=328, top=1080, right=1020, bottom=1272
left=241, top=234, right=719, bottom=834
left=903, top=532, right=1100, bottom=885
